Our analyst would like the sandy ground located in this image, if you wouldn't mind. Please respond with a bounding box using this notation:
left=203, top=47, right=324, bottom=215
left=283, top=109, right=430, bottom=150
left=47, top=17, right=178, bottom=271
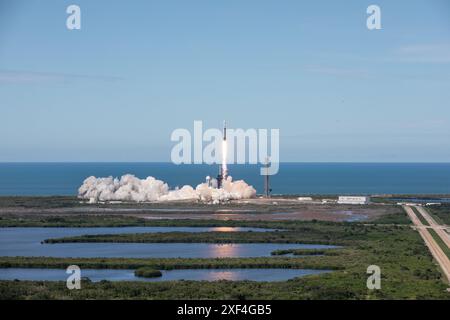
left=0, top=200, right=397, bottom=222
left=134, top=210, right=369, bottom=222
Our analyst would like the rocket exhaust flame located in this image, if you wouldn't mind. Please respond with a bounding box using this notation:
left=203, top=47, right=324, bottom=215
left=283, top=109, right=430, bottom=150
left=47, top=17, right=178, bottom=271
left=221, top=141, right=228, bottom=177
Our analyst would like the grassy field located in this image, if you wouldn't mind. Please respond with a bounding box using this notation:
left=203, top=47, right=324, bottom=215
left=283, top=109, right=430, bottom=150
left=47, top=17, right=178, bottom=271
left=0, top=215, right=368, bottom=230
left=0, top=255, right=343, bottom=271
left=0, top=196, right=334, bottom=210
left=0, top=196, right=82, bottom=209
left=0, top=214, right=152, bottom=228
left=427, top=205, right=450, bottom=225
left=0, top=206, right=410, bottom=228
left=42, top=223, right=406, bottom=246
left=0, top=196, right=405, bottom=223
left=411, top=207, right=430, bottom=226
left=364, top=209, right=410, bottom=224
left=428, top=229, right=450, bottom=259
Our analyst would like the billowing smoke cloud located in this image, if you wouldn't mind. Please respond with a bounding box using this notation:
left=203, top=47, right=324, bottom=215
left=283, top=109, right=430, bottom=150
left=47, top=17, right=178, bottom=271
left=78, top=174, right=256, bottom=204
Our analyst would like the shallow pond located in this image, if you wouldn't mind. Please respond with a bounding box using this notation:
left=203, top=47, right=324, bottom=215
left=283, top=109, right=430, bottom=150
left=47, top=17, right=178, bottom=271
left=0, top=268, right=330, bottom=282
left=0, top=227, right=337, bottom=258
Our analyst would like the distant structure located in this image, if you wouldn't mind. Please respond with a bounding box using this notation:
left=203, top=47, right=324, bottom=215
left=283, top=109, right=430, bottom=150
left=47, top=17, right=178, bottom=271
left=338, top=196, right=370, bottom=205
left=425, top=202, right=441, bottom=206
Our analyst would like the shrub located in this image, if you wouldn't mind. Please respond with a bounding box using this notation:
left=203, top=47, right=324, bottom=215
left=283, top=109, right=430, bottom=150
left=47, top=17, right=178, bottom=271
left=134, top=268, right=163, bottom=278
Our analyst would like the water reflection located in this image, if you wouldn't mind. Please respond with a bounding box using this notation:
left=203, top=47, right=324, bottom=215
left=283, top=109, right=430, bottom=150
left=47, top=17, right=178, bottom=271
left=0, top=227, right=338, bottom=258
left=0, top=268, right=331, bottom=282
left=204, top=271, right=236, bottom=281
left=207, top=243, right=238, bottom=257
left=210, top=227, right=238, bottom=232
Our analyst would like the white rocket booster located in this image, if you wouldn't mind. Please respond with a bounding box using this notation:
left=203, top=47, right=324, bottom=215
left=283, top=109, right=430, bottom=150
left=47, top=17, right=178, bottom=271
left=222, top=120, right=228, bottom=179
left=217, top=120, right=228, bottom=188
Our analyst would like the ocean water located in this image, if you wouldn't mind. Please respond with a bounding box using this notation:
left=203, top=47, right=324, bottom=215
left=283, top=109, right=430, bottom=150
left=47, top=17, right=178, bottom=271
left=0, top=162, right=449, bottom=196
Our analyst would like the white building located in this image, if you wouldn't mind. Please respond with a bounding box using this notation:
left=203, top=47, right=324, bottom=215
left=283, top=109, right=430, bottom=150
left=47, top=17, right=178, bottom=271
left=338, top=196, right=370, bottom=205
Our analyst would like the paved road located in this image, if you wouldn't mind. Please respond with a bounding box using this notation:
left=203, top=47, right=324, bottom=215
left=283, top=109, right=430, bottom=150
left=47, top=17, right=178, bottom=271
left=415, top=206, right=450, bottom=248
left=403, top=206, right=450, bottom=284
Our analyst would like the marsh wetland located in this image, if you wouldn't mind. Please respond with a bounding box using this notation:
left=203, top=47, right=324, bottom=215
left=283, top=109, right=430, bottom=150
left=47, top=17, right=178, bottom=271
left=0, top=197, right=449, bottom=299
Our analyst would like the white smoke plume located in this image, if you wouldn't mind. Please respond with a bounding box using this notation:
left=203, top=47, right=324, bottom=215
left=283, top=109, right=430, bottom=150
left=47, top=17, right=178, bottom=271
left=78, top=174, right=256, bottom=204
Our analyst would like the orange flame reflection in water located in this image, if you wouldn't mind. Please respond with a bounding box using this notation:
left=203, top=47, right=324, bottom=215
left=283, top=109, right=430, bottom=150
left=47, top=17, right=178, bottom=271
left=208, top=243, right=239, bottom=258
left=210, top=227, right=238, bottom=232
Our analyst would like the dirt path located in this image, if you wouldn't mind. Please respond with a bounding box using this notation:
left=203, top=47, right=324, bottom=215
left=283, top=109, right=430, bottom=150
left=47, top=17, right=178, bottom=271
left=403, top=205, right=450, bottom=284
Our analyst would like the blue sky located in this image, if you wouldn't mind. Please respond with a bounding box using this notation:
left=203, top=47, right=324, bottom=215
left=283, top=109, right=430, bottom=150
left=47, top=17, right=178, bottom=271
left=1, top=0, right=450, bottom=162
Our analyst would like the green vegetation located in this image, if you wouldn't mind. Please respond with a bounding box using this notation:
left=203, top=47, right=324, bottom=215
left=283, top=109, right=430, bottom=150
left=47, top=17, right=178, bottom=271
left=0, top=195, right=403, bottom=221
left=0, top=220, right=449, bottom=299
left=0, top=215, right=304, bottom=229
left=134, top=268, right=162, bottom=278
left=1, top=274, right=442, bottom=300
left=428, top=229, right=450, bottom=259
left=0, top=213, right=404, bottom=228
left=0, top=225, right=448, bottom=299
left=412, top=207, right=429, bottom=226
left=0, top=195, right=320, bottom=211
left=0, top=214, right=152, bottom=228
left=43, top=222, right=411, bottom=246
left=366, top=209, right=410, bottom=225
left=430, top=213, right=445, bottom=226
left=42, top=230, right=337, bottom=245
left=0, top=196, right=81, bottom=209
left=0, top=200, right=449, bottom=300
left=0, top=256, right=343, bottom=271
left=427, top=205, right=450, bottom=225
